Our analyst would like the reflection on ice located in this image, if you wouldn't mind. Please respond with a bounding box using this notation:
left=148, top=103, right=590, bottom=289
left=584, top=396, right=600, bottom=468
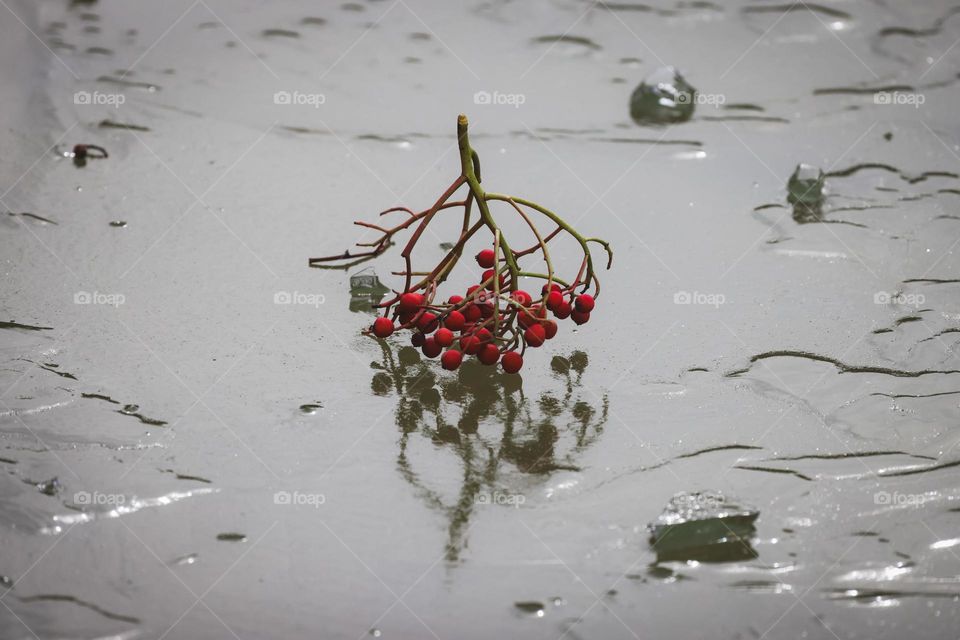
left=371, top=342, right=607, bottom=560
left=41, top=488, right=218, bottom=535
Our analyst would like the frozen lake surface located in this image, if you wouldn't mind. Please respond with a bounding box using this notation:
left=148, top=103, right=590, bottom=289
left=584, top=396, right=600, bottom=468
left=2, top=0, right=960, bottom=637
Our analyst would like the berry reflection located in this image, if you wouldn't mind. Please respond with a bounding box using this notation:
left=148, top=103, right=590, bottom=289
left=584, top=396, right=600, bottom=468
left=370, top=342, right=608, bottom=561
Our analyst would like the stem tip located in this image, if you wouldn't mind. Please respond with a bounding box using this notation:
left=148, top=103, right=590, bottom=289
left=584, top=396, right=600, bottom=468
left=458, top=114, right=468, bottom=126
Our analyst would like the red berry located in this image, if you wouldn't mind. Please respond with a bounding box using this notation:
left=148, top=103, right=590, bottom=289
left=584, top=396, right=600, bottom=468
left=518, top=309, right=536, bottom=329
left=512, top=290, right=532, bottom=306
left=479, top=303, right=494, bottom=319
left=501, top=351, right=523, bottom=374
left=554, top=301, right=572, bottom=320
left=541, top=283, right=562, bottom=295
left=422, top=337, right=442, bottom=358
left=460, top=335, right=481, bottom=355
left=466, top=285, right=481, bottom=299
left=525, top=324, right=546, bottom=347
left=445, top=310, right=466, bottom=331
left=475, top=328, right=493, bottom=344
left=519, top=306, right=544, bottom=328
left=546, top=290, right=564, bottom=311
left=417, top=312, right=439, bottom=333
left=411, top=332, right=425, bottom=348
left=441, top=349, right=463, bottom=370
left=543, top=320, right=558, bottom=339
left=372, top=317, right=394, bottom=338
left=481, top=269, right=507, bottom=291
left=398, top=310, right=416, bottom=325
left=464, top=304, right=482, bottom=322
left=477, top=343, right=500, bottom=365
left=447, top=295, right=464, bottom=305
left=526, top=305, right=546, bottom=325
left=476, top=249, right=495, bottom=268
left=575, top=294, right=595, bottom=313
left=571, top=309, right=590, bottom=325
left=474, top=289, right=494, bottom=305
left=435, top=327, right=454, bottom=347
left=398, top=292, right=424, bottom=313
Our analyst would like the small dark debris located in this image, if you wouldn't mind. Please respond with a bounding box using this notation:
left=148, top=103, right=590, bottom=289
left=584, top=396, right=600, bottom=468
left=98, top=120, right=150, bottom=132
left=216, top=532, right=247, bottom=542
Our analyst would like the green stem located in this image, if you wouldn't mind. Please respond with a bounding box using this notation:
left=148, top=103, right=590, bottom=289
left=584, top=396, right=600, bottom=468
left=501, top=196, right=555, bottom=301
left=518, top=272, right=570, bottom=287
left=485, top=193, right=613, bottom=294
left=492, top=228, right=501, bottom=333
left=457, top=115, right=520, bottom=290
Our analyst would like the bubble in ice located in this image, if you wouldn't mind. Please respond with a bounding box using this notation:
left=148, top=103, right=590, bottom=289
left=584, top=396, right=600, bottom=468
left=629, top=66, right=697, bottom=125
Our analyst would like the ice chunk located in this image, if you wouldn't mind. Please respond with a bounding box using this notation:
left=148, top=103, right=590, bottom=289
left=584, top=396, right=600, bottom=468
left=787, top=163, right=825, bottom=206
left=629, top=66, right=697, bottom=125
left=349, top=267, right=387, bottom=293
left=649, top=490, right=759, bottom=563
left=349, top=267, right=389, bottom=313
left=787, top=164, right=826, bottom=223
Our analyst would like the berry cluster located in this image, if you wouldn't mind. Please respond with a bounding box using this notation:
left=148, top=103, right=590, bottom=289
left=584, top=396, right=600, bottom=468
left=312, top=115, right=612, bottom=374
left=370, top=250, right=599, bottom=373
